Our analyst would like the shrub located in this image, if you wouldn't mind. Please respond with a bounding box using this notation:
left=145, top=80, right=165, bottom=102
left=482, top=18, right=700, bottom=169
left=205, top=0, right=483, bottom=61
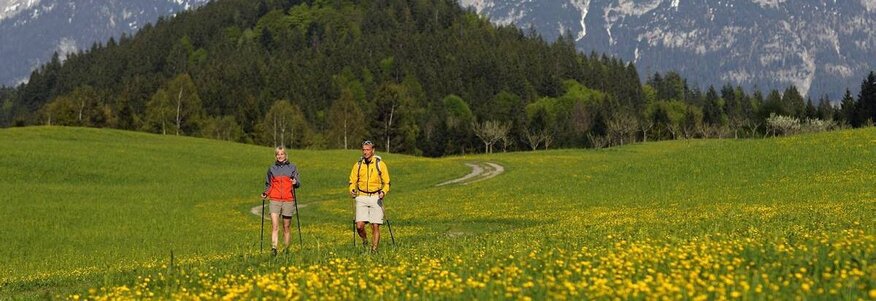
left=801, top=118, right=836, bottom=133
left=766, top=113, right=801, bottom=136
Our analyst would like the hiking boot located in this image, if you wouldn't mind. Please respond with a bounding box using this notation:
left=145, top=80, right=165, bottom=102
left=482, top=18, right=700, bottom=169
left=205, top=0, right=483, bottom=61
left=271, top=248, right=278, bottom=257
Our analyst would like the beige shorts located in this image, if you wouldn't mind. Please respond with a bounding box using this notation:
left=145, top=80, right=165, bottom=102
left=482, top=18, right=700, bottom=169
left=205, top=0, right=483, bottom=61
left=270, top=200, right=295, bottom=218
left=355, top=194, right=383, bottom=224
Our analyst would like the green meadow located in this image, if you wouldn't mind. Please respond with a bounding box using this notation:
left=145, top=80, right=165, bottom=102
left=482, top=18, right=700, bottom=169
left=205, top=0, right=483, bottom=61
left=0, top=126, right=873, bottom=300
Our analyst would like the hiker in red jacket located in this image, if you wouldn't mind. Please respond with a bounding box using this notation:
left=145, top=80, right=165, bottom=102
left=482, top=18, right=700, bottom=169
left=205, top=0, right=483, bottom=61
left=260, top=146, right=301, bottom=256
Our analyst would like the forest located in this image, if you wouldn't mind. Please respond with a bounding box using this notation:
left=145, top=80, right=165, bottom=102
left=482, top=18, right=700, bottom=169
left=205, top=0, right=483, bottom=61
left=1, top=0, right=874, bottom=156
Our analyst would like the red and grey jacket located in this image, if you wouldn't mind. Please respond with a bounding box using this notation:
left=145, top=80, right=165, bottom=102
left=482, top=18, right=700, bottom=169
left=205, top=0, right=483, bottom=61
left=263, top=160, right=301, bottom=202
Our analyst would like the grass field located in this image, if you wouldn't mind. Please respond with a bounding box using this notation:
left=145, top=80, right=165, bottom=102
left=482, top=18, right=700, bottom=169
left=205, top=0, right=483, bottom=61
left=0, top=126, right=873, bottom=300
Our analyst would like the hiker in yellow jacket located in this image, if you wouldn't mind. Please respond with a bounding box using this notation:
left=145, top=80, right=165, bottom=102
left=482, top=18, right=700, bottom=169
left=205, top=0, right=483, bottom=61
left=349, top=140, right=391, bottom=252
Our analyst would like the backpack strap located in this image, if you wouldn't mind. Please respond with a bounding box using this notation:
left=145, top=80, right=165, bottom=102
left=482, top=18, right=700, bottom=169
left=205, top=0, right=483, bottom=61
left=374, top=156, right=382, bottom=179
left=355, top=158, right=363, bottom=191
left=355, top=156, right=385, bottom=191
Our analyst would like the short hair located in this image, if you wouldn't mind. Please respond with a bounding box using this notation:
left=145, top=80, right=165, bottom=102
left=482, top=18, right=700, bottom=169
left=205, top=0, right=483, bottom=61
left=362, top=140, right=374, bottom=147
left=275, top=146, right=286, bottom=155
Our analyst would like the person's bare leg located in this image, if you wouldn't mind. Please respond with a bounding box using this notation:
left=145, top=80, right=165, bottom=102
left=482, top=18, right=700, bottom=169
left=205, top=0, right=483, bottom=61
left=356, top=221, right=368, bottom=247
left=283, top=217, right=292, bottom=250
left=270, top=213, right=280, bottom=250
left=370, top=224, right=380, bottom=252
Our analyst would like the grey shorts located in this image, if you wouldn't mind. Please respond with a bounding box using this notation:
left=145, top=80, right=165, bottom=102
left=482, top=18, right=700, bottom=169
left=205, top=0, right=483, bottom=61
left=270, top=200, right=295, bottom=218
left=355, top=194, right=383, bottom=224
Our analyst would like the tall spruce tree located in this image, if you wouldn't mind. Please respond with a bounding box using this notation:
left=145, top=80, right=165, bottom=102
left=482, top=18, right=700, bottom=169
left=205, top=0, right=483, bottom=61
left=804, top=98, right=817, bottom=119
left=839, top=89, right=857, bottom=126
left=816, top=95, right=835, bottom=121
left=782, top=86, right=805, bottom=118
left=857, top=71, right=876, bottom=125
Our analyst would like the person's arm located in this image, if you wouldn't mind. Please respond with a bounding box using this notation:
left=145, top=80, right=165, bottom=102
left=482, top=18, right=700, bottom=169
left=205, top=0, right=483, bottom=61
left=348, top=163, right=358, bottom=197
left=262, top=169, right=272, bottom=198
left=379, top=161, right=391, bottom=194
left=291, top=164, right=301, bottom=188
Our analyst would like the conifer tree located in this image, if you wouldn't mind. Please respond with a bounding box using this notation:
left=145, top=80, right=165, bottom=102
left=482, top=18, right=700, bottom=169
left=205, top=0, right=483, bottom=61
left=857, top=71, right=876, bottom=125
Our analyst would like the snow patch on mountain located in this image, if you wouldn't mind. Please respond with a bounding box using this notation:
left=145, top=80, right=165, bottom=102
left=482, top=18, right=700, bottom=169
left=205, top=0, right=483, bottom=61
left=814, top=24, right=840, bottom=55
left=861, top=0, right=876, bottom=11
left=825, top=64, right=853, bottom=78
left=462, top=0, right=493, bottom=13
left=28, top=4, right=38, bottom=19
left=751, top=0, right=787, bottom=8
left=570, top=0, right=590, bottom=41
left=493, top=7, right=526, bottom=26
left=797, top=49, right=816, bottom=96
left=609, top=0, right=663, bottom=17
left=639, top=27, right=706, bottom=50
left=56, top=37, right=77, bottom=61
left=604, top=0, right=664, bottom=45
left=722, top=69, right=753, bottom=84
left=172, top=0, right=192, bottom=10
left=0, top=0, right=40, bottom=21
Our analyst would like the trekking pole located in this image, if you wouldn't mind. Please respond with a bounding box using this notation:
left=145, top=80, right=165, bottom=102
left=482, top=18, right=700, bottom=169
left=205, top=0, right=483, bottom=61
left=351, top=195, right=357, bottom=248
left=381, top=198, right=395, bottom=246
left=293, top=187, right=303, bottom=248
left=386, top=218, right=396, bottom=246
left=260, top=197, right=266, bottom=252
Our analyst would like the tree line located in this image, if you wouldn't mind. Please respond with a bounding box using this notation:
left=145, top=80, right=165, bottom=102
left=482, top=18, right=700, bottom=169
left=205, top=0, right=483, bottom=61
left=0, top=0, right=874, bottom=157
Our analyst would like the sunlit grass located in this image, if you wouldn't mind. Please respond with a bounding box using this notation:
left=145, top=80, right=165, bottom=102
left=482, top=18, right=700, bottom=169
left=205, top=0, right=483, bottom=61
left=1, top=126, right=874, bottom=300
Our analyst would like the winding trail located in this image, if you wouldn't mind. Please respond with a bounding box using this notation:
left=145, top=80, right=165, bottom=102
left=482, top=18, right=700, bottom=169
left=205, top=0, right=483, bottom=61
left=436, top=162, right=505, bottom=186
left=249, top=161, right=504, bottom=217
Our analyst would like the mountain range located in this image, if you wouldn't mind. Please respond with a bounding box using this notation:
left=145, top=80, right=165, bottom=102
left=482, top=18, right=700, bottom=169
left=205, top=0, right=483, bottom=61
left=0, top=0, right=209, bottom=87
left=459, top=0, right=876, bottom=101
left=3, top=0, right=875, bottom=102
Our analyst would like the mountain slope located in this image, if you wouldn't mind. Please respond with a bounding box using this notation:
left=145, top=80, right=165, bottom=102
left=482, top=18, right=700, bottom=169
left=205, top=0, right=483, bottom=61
left=1, top=0, right=648, bottom=156
left=459, top=0, right=876, bottom=100
left=0, top=0, right=209, bottom=86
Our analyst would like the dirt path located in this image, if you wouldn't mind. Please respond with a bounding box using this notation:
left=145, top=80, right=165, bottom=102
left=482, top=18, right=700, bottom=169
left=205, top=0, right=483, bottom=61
left=436, top=162, right=505, bottom=186
left=250, top=161, right=504, bottom=217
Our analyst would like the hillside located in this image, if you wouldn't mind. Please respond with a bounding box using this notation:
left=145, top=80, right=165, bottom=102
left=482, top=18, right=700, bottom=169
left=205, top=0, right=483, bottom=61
left=0, top=126, right=464, bottom=296
left=1, top=126, right=873, bottom=299
left=2, top=0, right=875, bottom=158
left=0, top=0, right=644, bottom=155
